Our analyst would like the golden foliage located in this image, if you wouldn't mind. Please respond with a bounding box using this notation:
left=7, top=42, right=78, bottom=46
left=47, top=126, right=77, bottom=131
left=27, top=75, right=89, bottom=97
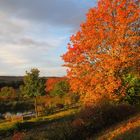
left=62, top=0, right=140, bottom=105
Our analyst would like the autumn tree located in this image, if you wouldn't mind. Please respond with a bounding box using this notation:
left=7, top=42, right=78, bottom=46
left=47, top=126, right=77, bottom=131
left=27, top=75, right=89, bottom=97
left=62, top=0, right=140, bottom=105
left=20, top=68, right=46, bottom=118
left=50, top=80, right=70, bottom=97
left=45, top=77, right=66, bottom=93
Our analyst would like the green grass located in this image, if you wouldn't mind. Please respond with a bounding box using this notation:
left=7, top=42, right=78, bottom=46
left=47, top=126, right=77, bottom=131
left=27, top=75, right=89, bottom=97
left=0, top=121, right=16, bottom=131
left=0, top=107, right=79, bottom=139
left=0, top=104, right=139, bottom=140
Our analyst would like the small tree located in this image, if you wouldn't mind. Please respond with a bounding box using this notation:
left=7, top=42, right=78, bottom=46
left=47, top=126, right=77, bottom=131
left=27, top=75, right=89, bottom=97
left=50, top=80, right=70, bottom=97
left=20, top=68, right=46, bottom=118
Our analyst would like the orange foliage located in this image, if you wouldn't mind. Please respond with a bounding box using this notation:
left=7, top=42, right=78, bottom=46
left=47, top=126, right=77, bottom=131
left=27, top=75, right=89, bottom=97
left=45, top=77, right=66, bottom=93
left=62, top=0, right=140, bottom=105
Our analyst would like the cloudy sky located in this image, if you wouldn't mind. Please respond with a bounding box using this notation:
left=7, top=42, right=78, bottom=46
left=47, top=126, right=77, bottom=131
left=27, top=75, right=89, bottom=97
left=0, top=0, right=97, bottom=76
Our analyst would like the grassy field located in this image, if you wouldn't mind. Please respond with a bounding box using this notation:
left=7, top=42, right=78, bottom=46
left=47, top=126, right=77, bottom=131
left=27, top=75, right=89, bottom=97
left=0, top=105, right=139, bottom=140
left=0, top=107, right=79, bottom=139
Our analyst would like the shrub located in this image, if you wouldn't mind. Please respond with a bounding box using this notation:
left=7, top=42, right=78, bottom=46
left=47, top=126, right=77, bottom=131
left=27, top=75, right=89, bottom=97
left=22, top=121, right=81, bottom=140
left=77, top=101, right=138, bottom=133
left=56, top=103, right=64, bottom=109
left=44, top=105, right=55, bottom=115
left=50, top=80, right=70, bottom=97
left=71, top=93, right=80, bottom=104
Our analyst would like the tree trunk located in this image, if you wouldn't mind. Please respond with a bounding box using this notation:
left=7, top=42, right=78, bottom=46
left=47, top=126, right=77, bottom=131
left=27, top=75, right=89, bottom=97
left=34, top=97, right=38, bottom=118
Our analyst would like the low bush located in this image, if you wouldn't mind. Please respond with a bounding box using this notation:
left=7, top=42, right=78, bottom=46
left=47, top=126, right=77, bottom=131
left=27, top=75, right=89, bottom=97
left=44, top=105, right=55, bottom=115
left=23, top=121, right=84, bottom=140
left=77, top=101, right=139, bottom=134
left=56, top=103, right=64, bottom=109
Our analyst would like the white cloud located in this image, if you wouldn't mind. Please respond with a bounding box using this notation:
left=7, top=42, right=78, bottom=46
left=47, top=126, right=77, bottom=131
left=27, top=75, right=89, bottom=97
left=0, top=12, right=29, bottom=39
left=39, top=67, right=66, bottom=77
left=0, top=44, right=29, bottom=65
left=0, top=0, right=96, bottom=76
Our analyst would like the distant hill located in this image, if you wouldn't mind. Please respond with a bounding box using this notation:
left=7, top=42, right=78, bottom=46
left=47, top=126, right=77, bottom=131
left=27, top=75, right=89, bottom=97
left=0, top=76, right=63, bottom=82
left=0, top=76, right=23, bottom=83
left=0, top=76, right=63, bottom=89
left=0, top=76, right=24, bottom=89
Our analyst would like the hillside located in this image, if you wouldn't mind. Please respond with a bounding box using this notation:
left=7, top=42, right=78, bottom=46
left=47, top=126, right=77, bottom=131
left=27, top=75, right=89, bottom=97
left=95, top=113, right=140, bottom=140
left=0, top=76, right=63, bottom=83
left=0, top=76, right=23, bottom=83
left=0, top=107, right=139, bottom=140
left=0, top=76, right=24, bottom=89
left=0, top=76, right=63, bottom=89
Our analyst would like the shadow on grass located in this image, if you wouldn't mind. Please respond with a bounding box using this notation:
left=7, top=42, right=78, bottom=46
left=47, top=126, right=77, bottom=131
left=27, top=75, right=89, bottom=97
left=0, top=111, right=76, bottom=139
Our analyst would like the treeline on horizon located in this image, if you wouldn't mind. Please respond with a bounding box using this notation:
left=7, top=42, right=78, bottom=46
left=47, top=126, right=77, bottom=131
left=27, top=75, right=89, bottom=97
left=0, top=76, right=63, bottom=89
